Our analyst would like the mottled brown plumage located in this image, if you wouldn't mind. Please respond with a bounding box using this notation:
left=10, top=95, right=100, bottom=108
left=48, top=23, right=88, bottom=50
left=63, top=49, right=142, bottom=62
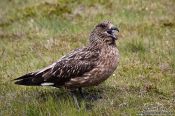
left=14, top=21, right=119, bottom=89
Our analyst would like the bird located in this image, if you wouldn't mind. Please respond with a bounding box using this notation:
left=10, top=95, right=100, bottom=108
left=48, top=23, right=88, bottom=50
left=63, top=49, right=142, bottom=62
left=14, top=21, right=119, bottom=106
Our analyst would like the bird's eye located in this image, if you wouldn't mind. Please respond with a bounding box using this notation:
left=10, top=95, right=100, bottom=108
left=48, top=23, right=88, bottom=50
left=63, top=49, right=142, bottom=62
left=100, top=24, right=106, bottom=28
left=97, top=23, right=106, bottom=28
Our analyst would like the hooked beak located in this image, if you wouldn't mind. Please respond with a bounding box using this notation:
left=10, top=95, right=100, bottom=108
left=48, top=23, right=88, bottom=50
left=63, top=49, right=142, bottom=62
left=107, top=26, right=119, bottom=40
left=111, top=26, right=119, bottom=32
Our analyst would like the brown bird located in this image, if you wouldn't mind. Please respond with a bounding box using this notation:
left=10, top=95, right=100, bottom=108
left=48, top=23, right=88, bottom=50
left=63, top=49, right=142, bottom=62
left=14, top=21, right=119, bottom=103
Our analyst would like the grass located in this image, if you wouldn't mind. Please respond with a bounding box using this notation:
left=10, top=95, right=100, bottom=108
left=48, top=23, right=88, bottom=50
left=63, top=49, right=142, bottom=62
left=0, top=0, right=175, bottom=115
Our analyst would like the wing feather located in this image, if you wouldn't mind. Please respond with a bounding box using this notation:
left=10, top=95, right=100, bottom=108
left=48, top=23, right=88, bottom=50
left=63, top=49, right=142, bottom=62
left=15, top=47, right=99, bottom=86
left=44, top=48, right=99, bottom=84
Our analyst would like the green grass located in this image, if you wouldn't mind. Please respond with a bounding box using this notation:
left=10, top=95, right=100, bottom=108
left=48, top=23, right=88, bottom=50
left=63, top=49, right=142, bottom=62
left=0, top=0, right=175, bottom=115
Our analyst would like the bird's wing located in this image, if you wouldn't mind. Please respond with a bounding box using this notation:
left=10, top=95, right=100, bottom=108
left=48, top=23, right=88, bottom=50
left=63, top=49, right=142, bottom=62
left=14, top=48, right=99, bottom=86
left=44, top=48, right=99, bottom=82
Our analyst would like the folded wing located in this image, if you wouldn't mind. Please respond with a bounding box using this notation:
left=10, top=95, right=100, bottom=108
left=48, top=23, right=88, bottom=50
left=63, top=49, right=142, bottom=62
left=14, top=48, right=99, bottom=87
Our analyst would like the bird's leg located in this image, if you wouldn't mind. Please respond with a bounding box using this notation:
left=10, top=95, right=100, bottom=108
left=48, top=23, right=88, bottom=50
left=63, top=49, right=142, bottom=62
left=78, top=87, right=85, bottom=98
left=70, top=89, right=80, bottom=110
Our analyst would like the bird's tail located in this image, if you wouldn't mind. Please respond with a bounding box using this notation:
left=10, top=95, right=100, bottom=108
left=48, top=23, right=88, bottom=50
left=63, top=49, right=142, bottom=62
left=14, top=73, right=43, bottom=86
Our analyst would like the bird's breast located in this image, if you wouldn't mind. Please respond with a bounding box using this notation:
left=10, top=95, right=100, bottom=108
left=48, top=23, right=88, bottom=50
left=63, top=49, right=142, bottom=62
left=98, top=46, right=119, bottom=71
left=88, top=45, right=119, bottom=84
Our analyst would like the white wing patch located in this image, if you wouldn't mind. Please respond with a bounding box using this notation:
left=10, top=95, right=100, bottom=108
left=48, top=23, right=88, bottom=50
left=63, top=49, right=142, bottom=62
left=41, top=82, right=54, bottom=86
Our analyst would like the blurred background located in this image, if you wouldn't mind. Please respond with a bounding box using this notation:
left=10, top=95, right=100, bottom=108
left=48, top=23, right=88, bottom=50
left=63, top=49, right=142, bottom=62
left=0, top=0, right=174, bottom=115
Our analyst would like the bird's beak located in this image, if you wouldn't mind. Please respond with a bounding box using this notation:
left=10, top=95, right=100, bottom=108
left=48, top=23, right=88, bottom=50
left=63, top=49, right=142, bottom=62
left=111, top=26, right=119, bottom=32
left=107, top=25, right=119, bottom=40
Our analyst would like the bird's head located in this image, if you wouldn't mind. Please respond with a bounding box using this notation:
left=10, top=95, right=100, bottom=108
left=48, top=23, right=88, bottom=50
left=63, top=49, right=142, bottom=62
left=90, top=21, right=119, bottom=45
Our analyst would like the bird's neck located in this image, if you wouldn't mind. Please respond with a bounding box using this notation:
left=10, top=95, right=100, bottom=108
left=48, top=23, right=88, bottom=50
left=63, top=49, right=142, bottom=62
left=89, top=34, right=116, bottom=47
left=88, top=41, right=116, bottom=51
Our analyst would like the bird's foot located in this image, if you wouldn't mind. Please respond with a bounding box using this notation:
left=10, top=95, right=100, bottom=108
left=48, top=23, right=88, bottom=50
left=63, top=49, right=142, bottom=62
left=69, top=89, right=80, bottom=110
left=78, top=87, right=85, bottom=98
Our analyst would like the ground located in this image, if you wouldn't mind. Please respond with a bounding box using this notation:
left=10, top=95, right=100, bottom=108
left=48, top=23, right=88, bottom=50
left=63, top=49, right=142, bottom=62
left=0, top=0, right=175, bottom=115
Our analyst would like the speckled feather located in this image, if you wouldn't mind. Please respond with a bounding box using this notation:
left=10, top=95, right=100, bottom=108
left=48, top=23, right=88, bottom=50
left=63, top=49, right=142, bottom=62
left=14, top=21, right=119, bottom=89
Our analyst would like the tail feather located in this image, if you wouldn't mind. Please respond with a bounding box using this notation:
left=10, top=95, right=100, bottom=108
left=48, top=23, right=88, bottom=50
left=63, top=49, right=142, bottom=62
left=14, top=73, right=43, bottom=86
left=14, top=73, right=33, bottom=80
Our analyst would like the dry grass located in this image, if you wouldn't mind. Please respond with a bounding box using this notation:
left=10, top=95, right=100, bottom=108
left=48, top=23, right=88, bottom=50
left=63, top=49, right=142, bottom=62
left=0, top=0, right=175, bottom=115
